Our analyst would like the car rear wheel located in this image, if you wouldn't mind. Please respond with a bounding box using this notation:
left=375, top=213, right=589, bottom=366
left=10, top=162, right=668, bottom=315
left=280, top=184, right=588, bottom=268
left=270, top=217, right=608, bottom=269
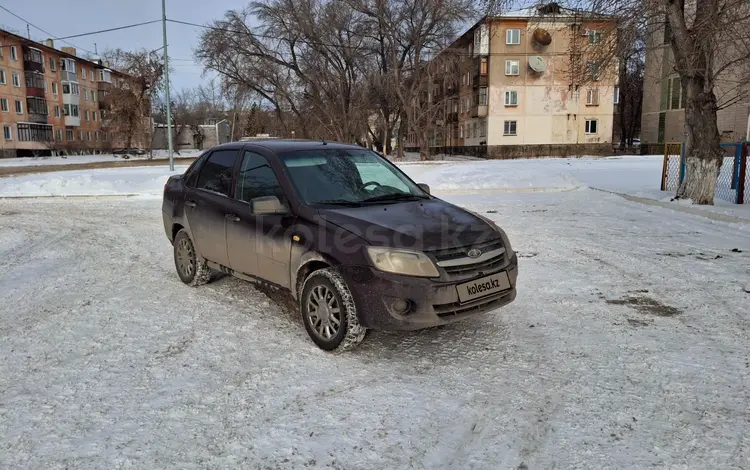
left=173, top=229, right=211, bottom=286
left=301, top=268, right=366, bottom=351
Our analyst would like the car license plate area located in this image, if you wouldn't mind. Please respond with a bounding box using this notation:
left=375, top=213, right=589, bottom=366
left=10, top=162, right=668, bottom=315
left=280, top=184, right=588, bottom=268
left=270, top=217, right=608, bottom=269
left=456, top=272, right=511, bottom=304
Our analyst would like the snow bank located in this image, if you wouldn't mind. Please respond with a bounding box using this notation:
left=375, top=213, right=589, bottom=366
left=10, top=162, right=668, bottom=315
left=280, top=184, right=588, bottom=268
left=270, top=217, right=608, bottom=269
left=0, top=166, right=188, bottom=198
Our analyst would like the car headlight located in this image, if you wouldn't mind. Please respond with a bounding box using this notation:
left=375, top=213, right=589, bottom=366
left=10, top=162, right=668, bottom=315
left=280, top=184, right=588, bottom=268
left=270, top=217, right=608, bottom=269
left=365, top=247, right=440, bottom=278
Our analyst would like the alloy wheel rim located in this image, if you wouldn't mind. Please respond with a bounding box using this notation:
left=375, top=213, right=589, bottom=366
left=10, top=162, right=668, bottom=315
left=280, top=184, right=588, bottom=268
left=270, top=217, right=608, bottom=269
left=306, top=285, right=342, bottom=340
left=177, top=238, right=195, bottom=277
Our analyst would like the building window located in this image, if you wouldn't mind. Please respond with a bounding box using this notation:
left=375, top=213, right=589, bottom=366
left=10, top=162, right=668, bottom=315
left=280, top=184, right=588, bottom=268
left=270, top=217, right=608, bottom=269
left=93, top=111, right=97, bottom=121
left=585, top=119, right=598, bottom=134
left=586, top=88, right=600, bottom=106
left=81, top=68, right=86, bottom=80
left=587, top=30, right=602, bottom=44
left=78, top=130, right=84, bottom=141
left=85, top=110, right=90, bottom=121
left=504, top=90, right=519, bottom=106
left=50, top=57, right=57, bottom=71
left=587, top=61, right=601, bottom=81
left=3, top=125, right=10, bottom=140
left=480, top=57, right=488, bottom=75
left=0, top=98, right=7, bottom=112
left=0, top=41, right=3, bottom=58
left=86, top=131, right=91, bottom=141
left=459, top=124, right=464, bottom=138
left=83, top=87, right=88, bottom=101
left=63, top=104, right=79, bottom=117
left=94, top=131, right=99, bottom=141
left=66, top=129, right=74, bottom=141
left=26, top=97, right=48, bottom=116
left=504, top=120, right=517, bottom=136
left=505, top=60, right=520, bottom=76
left=10, top=46, right=17, bottom=61
left=56, top=128, right=63, bottom=141
left=52, top=82, right=58, bottom=94
left=479, top=87, right=488, bottom=106
left=613, top=86, right=619, bottom=104
left=91, top=90, right=97, bottom=101
left=480, top=119, right=487, bottom=137
left=668, top=77, right=684, bottom=110
left=16, top=123, right=53, bottom=142
left=15, top=100, right=23, bottom=114
left=54, top=106, right=60, bottom=117
left=0, top=69, right=5, bottom=84
left=506, top=29, right=521, bottom=45
left=12, top=72, right=21, bottom=87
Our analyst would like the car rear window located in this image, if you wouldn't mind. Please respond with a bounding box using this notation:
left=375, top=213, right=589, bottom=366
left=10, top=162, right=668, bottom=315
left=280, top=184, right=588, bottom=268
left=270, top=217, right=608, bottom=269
left=196, top=150, right=237, bottom=196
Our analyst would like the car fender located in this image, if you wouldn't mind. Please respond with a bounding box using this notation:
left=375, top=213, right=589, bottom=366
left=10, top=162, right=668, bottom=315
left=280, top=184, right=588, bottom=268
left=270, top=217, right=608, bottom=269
left=291, top=250, right=340, bottom=300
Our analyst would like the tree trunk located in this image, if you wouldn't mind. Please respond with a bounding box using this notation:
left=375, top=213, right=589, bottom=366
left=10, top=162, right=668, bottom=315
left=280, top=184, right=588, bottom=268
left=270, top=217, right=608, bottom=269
left=419, top=131, right=429, bottom=161
left=618, top=55, right=628, bottom=150
left=676, top=79, right=722, bottom=204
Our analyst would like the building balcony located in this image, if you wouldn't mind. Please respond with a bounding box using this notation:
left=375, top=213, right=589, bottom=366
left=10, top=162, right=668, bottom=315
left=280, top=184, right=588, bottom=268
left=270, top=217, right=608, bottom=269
left=472, top=74, right=489, bottom=88
left=61, top=70, right=78, bottom=83
left=64, top=115, right=81, bottom=127
left=28, top=113, right=48, bottom=124
left=470, top=105, right=488, bottom=118
left=22, top=46, right=45, bottom=73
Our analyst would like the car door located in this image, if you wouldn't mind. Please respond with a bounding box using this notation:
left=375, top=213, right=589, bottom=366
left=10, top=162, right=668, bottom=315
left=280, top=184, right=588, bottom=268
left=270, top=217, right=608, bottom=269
left=184, top=148, right=240, bottom=267
left=225, top=150, right=294, bottom=288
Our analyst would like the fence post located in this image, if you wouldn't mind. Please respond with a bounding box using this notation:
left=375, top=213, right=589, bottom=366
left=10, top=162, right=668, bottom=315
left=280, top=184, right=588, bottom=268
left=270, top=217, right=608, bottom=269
left=661, top=153, right=669, bottom=191
left=731, top=144, right=740, bottom=191
left=738, top=143, right=748, bottom=204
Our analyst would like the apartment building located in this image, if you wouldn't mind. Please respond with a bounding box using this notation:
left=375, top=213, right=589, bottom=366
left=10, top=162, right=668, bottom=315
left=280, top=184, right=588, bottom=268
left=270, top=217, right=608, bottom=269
left=0, top=29, right=138, bottom=158
left=405, top=3, right=618, bottom=158
left=641, top=20, right=750, bottom=146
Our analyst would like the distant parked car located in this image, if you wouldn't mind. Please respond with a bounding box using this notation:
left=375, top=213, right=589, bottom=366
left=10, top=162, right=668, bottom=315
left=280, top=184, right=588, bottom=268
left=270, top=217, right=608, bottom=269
left=162, top=140, right=518, bottom=351
left=113, top=148, right=146, bottom=156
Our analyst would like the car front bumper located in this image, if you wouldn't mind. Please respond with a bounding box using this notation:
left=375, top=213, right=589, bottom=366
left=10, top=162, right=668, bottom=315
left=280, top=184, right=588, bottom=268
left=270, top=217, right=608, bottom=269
left=341, top=253, right=518, bottom=331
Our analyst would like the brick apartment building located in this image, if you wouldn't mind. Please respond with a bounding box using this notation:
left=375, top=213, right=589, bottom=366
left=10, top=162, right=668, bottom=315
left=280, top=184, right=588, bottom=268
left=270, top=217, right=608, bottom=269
left=641, top=15, right=750, bottom=146
left=0, top=29, right=143, bottom=158
left=404, top=3, right=618, bottom=158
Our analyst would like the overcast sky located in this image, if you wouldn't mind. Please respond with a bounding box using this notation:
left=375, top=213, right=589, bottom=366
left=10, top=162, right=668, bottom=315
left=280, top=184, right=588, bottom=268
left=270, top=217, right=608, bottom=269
left=1, top=0, right=244, bottom=91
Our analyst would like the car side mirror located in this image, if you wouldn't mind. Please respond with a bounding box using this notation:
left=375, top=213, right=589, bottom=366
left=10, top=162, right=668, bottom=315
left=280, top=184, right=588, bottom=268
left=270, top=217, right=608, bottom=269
left=251, top=196, right=287, bottom=215
left=417, top=183, right=430, bottom=195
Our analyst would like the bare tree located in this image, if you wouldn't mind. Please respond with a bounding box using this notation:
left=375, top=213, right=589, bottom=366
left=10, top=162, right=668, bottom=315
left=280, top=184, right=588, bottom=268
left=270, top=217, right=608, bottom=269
left=100, top=48, right=164, bottom=152
left=571, top=0, right=750, bottom=204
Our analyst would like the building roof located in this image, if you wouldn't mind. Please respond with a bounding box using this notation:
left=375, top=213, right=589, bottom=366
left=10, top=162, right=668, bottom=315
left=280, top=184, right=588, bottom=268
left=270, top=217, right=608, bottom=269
left=0, top=27, right=125, bottom=74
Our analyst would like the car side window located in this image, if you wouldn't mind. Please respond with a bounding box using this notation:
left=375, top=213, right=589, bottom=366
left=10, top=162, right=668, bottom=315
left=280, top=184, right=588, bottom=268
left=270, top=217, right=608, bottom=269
left=235, top=151, right=285, bottom=204
left=196, top=150, right=237, bottom=196
left=184, top=152, right=209, bottom=188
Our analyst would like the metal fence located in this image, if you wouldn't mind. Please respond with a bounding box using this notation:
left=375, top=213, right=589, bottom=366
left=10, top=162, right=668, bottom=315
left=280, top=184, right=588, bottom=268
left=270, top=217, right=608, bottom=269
left=660, top=142, right=749, bottom=204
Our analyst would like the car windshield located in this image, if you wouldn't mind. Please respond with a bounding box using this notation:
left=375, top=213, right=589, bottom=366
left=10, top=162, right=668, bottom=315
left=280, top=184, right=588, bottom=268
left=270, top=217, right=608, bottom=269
left=279, top=148, right=428, bottom=206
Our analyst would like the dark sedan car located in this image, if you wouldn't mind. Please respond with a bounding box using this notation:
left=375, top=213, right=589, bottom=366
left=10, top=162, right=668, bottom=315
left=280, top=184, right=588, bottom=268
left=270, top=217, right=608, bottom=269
left=162, top=140, right=518, bottom=351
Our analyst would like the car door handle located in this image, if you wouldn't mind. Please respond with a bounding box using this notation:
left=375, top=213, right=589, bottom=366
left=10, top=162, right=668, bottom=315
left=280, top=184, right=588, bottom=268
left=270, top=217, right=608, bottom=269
left=185, top=200, right=197, bottom=208
left=226, top=214, right=241, bottom=223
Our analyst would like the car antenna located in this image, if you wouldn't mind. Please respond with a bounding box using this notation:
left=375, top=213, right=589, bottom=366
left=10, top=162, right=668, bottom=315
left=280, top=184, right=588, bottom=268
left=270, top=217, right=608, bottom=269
left=319, top=134, right=327, bottom=145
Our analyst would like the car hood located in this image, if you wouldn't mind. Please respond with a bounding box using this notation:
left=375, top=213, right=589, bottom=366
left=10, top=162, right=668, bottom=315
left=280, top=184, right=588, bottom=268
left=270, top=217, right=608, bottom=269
left=318, top=198, right=499, bottom=251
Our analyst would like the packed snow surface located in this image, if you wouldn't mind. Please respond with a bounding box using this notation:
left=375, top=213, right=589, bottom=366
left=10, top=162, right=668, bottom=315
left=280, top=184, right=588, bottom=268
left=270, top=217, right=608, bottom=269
left=0, top=150, right=203, bottom=167
left=0, top=157, right=749, bottom=468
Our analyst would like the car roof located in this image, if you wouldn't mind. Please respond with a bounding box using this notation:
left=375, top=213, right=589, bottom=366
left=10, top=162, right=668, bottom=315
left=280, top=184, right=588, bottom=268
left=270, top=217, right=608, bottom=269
left=209, top=139, right=367, bottom=154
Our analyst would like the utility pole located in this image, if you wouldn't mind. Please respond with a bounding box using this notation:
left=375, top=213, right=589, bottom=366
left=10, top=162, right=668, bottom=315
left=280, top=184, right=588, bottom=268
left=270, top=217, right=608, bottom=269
left=162, top=0, right=174, bottom=171
left=26, top=24, right=30, bottom=39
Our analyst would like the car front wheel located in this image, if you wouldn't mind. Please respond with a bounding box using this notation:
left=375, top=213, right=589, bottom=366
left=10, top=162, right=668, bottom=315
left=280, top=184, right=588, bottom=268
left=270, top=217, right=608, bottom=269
left=301, top=267, right=366, bottom=351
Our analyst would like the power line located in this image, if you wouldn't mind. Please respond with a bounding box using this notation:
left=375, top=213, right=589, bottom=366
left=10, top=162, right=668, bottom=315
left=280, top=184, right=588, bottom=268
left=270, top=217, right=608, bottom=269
left=0, top=4, right=95, bottom=55
left=55, top=20, right=162, bottom=40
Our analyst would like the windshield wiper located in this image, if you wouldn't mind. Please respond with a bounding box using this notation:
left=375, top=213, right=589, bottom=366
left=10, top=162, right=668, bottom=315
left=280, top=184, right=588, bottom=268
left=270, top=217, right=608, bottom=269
left=361, top=193, right=430, bottom=204
left=315, top=199, right=364, bottom=207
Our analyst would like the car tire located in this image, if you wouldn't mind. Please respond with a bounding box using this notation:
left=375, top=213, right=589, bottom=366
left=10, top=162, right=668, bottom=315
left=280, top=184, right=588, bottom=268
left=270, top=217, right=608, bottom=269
left=173, top=229, right=211, bottom=287
left=301, top=267, right=366, bottom=351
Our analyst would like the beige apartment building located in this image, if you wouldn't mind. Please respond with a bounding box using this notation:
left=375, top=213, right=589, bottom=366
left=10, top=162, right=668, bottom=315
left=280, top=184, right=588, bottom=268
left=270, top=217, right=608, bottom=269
left=0, top=29, right=141, bottom=158
left=641, top=21, right=750, bottom=146
left=405, top=3, right=618, bottom=158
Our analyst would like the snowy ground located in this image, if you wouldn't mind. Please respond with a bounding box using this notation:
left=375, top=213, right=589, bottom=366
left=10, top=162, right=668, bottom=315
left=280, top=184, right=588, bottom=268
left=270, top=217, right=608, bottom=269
left=0, top=149, right=203, bottom=167
left=0, top=159, right=749, bottom=468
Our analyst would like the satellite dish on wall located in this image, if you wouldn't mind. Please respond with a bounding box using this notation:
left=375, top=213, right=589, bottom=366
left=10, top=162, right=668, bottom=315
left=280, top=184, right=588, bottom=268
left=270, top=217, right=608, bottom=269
left=528, top=56, right=547, bottom=73
left=533, top=28, right=552, bottom=46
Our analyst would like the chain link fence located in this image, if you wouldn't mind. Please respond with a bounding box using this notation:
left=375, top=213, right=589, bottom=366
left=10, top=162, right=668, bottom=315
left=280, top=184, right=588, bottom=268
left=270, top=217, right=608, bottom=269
left=660, top=142, right=749, bottom=204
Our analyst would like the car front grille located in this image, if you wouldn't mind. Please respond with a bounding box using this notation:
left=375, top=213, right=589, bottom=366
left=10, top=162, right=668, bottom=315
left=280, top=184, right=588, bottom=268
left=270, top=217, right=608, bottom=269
left=427, top=238, right=506, bottom=281
left=433, top=289, right=512, bottom=318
